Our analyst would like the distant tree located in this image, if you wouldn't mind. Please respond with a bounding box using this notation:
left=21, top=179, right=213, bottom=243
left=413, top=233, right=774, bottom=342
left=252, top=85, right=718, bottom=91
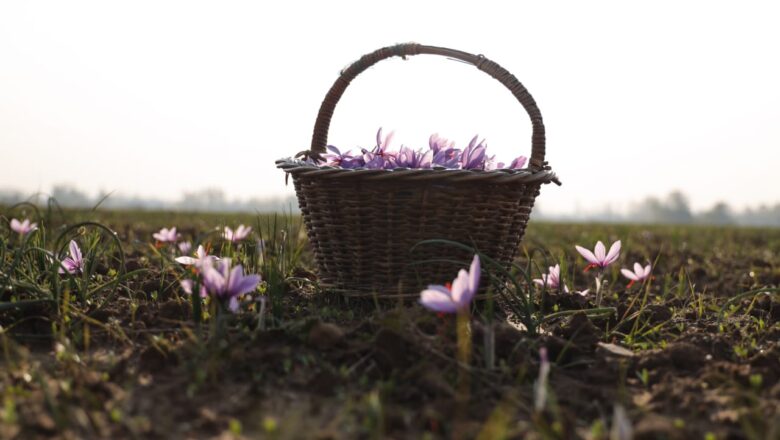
left=51, top=184, right=92, bottom=207
left=664, top=191, right=693, bottom=223
left=697, top=202, right=734, bottom=225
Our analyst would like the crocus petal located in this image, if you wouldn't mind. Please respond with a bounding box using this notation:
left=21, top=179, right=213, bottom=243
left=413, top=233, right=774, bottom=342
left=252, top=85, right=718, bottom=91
left=226, top=265, right=245, bottom=293
left=233, top=274, right=261, bottom=296
left=594, top=241, right=606, bottom=262
left=621, top=268, right=639, bottom=281
left=605, top=241, right=621, bottom=265
left=468, top=255, right=481, bottom=295
left=10, top=219, right=20, bottom=231
left=420, top=286, right=458, bottom=313
left=575, top=245, right=600, bottom=265
left=228, top=296, right=240, bottom=313
left=533, top=278, right=546, bottom=287
left=643, top=264, right=652, bottom=278
left=59, top=258, right=76, bottom=274
left=180, top=279, right=194, bottom=295
left=633, top=262, right=643, bottom=276
left=451, top=269, right=471, bottom=307
left=196, top=245, right=206, bottom=259
left=175, top=256, right=196, bottom=265
left=69, top=240, right=82, bottom=264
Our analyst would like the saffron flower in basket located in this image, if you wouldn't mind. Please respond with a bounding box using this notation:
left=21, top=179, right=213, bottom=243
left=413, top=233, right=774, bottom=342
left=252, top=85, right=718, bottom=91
left=201, top=258, right=262, bottom=312
left=10, top=218, right=37, bottom=235
left=59, top=240, right=84, bottom=275
left=621, top=262, right=652, bottom=288
left=223, top=225, right=252, bottom=243
left=420, top=255, right=480, bottom=313
left=575, top=240, right=621, bottom=271
left=317, top=128, right=528, bottom=171
left=153, top=227, right=179, bottom=243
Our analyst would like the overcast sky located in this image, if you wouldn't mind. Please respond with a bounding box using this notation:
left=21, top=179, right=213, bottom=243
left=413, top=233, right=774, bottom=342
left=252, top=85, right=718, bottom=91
left=1, top=1, right=778, bottom=214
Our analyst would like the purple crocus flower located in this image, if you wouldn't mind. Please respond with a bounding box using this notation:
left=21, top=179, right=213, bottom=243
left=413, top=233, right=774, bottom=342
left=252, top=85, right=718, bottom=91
left=420, top=255, right=481, bottom=313
left=621, top=262, right=652, bottom=288
left=432, top=147, right=462, bottom=168
left=201, top=258, right=262, bottom=312
left=178, top=241, right=192, bottom=255
left=575, top=240, right=621, bottom=272
left=10, top=218, right=37, bottom=235
left=534, top=347, right=551, bottom=412
left=59, top=240, right=84, bottom=275
left=223, top=225, right=252, bottom=243
left=324, top=145, right=365, bottom=169
left=362, top=128, right=397, bottom=169
left=395, top=146, right=432, bottom=169
left=505, top=155, right=528, bottom=170
left=533, top=264, right=563, bottom=290
left=180, top=279, right=208, bottom=298
left=533, top=264, right=589, bottom=296
left=428, top=133, right=455, bottom=155
left=153, top=227, right=179, bottom=243
left=175, top=244, right=217, bottom=268
left=461, top=136, right=487, bottom=170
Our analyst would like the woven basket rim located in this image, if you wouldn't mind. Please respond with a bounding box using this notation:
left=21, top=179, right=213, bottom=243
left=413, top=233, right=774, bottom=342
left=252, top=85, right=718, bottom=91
left=276, top=157, right=560, bottom=185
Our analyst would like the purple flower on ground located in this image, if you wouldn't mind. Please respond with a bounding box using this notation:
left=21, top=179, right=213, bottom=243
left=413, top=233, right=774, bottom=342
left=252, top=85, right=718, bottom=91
left=10, top=218, right=37, bottom=235
left=461, top=136, right=487, bottom=170
left=223, top=225, right=252, bottom=243
left=153, top=227, right=179, bottom=243
left=201, top=259, right=262, bottom=312
left=575, top=240, right=621, bottom=271
left=533, top=264, right=563, bottom=289
left=175, top=244, right=217, bottom=268
left=180, top=279, right=208, bottom=298
left=59, top=240, right=84, bottom=275
left=420, top=255, right=480, bottom=313
left=533, top=264, right=589, bottom=295
left=178, top=241, right=192, bottom=255
left=621, top=262, right=652, bottom=288
left=534, top=347, right=551, bottom=412
left=611, top=405, right=633, bottom=440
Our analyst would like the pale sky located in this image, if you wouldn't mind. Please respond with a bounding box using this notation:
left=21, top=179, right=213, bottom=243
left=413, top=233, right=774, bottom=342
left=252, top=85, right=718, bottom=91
left=1, top=1, right=779, bottom=214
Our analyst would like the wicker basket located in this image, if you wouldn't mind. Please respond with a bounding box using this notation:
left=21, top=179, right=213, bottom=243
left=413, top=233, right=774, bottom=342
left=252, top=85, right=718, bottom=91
left=277, top=43, right=559, bottom=295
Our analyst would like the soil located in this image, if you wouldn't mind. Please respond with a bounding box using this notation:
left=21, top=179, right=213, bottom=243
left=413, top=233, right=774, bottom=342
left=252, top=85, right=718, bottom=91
left=1, top=219, right=778, bottom=439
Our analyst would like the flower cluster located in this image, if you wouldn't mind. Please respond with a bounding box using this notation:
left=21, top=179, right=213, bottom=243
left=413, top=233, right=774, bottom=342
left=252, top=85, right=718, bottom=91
left=318, top=128, right=527, bottom=171
left=181, top=258, right=261, bottom=312
left=149, top=224, right=261, bottom=313
left=415, top=238, right=657, bottom=318
left=531, top=240, right=653, bottom=301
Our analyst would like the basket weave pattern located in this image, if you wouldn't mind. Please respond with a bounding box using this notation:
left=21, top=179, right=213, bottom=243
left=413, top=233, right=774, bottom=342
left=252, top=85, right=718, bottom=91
left=278, top=43, right=558, bottom=295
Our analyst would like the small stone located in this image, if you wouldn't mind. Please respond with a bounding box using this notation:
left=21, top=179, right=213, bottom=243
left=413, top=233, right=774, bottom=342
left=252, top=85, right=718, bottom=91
left=597, top=342, right=635, bottom=358
left=308, top=321, right=345, bottom=350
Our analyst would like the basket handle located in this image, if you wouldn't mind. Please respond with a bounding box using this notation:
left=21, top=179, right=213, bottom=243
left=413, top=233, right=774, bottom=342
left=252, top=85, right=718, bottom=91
left=306, top=43, right=547, bottom=171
